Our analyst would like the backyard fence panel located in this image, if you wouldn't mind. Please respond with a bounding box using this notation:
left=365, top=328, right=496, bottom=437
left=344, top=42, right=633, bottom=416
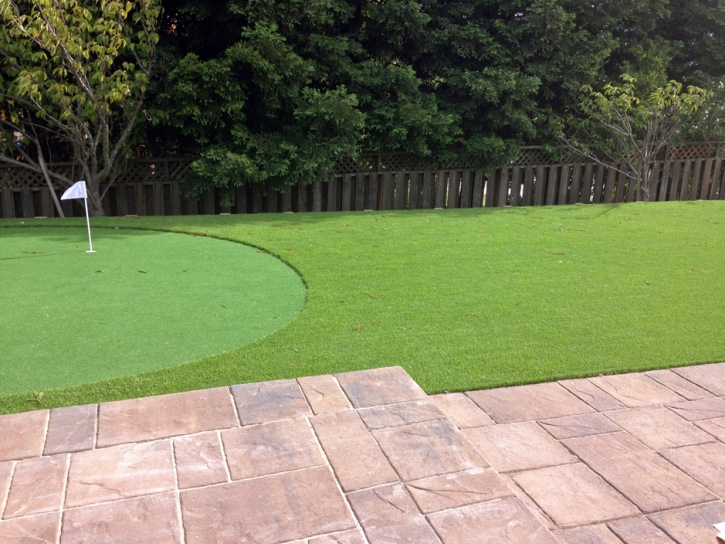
left=41, top=187, right=54, bottom=217
left=700, top=159, right=714, bottom=200
left=558, top=164, right=570, bottom=205
left=569, top=164, right=582, bottom=204
left=498, top=167, right=510, bottom=207
left=205, top=188, right=216, bottom=214
left=593, top=164, right=605, bottom=204
left=20, top=187, right=33, bottom=218
left=422, top=171, right=434, bottom=208
left=447, top=170, right=459, bottom=208
left=669, top=161, right=682, bottom=201
left=510, top=166, right=522, bottom=206
left=342, top=174, right=352, bottom=211
left=680, top=160, right=692, bottom=201
left=533, top=165, right=545, bottom=206
left=435, top=170, right=447, bottom=208
left=470, top=170, right=483, bottom=208
left=712, top=159, right=724, bottom=200
left=522, top=166, right=534, bottom=205
left=614, top=166, right=627, bottom=203
left=355, top=174, right=366, bottom=210
left=580, top=163, right=593, bottom=203
left=2, top=188, right=13, bottom=218
left=459, top=170, right=471, bottom=208
left=369, top=174, right=379, bottom=210
left=603, top=165, right=617, bottom=204
left=544, top=166, right=557, bottom=206
left=395, top=171, right=407, bottom=210
left=485, top=168, right=496, bottom=207
left=282, top=186, right=292, bottom=213
left=657, top=161, right=671, bottom=202
left=690, top=159, right=703, bottom=200
left=327, top=175, right=338, bottom=212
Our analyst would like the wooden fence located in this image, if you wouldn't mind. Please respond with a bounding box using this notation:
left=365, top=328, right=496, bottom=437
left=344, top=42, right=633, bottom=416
left=1, top=145, right=724, bottom=219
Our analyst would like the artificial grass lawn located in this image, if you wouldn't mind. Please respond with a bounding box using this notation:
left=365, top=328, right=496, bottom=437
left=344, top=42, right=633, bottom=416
left=0, top=227, right=305, bottom=396
left=1, top=200, right=724, bottom=413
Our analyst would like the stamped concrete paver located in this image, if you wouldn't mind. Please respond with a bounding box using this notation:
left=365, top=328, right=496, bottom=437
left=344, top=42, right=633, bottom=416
left=44, top=404, right=96, bottom=455
left=466, top=381, right=593, bottom=423
left=430, top=392, right=494, bottom=428
left=2, top=363, right=725, bottom=543
left=563, top=432, right=715, bottom=512
left=0, top=410, right=48, bottom=461
left=607, top=516, right=676, bottom=543
left=649, top=501, right=725, bottom=544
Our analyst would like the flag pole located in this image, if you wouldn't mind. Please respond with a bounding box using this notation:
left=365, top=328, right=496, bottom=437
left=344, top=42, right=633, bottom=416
left=83, top=185, right=95, bottom=253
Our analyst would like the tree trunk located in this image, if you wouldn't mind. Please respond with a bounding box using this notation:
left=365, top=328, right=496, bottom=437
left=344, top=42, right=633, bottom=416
left=86, top=180, right=105, bottom=216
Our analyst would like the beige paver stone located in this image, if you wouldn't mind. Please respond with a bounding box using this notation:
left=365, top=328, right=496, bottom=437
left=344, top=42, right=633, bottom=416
left=335, top=366, right=427, bottom=408
left=588, top=374, right=683, bottom=408
left=173, top=432, right=228, bottom=489
left=672, top=362, right=725, bottom=396
left=310, top=410, right=398, bottom=492
left=358, top=400, right=444, bottom=430
left=538, top=412, right=621, bottom=439
left=466, top=382, right=593, bottom=424
left=97, top=387, right=238, bottom=447
left=427, top=496, right=558, bottom=544
left=373, top=419, right=486, bottom=481
left=0, top=410, right=48, bottom=462
left=645, top=369, right=713, bottom=400
left=222, top=418, right=325, bottom=480
left=65, top=440, right=175, bottom=508
left=181, top=466, right=355, bottom=544
left=661, top=441, right=725, bottom=496
left=513, top=463, right=638, bottom=527
left=430, top=393, right=494, bottom=428
left=463, top=421, right=577, bottom=473
left=308, top=529, right=367, bottom=543
left=231, top=379, right=311, bottom=425
left=608, top=516, right=675, bottom=543
left=3, top=455, right=68, bottom=519
left=563, top=432, right=715, bottom=513
left=0, top=461, right=12, bottom=516
left=0, top=512, right=60, bottom=543
left=559, top=378, right=626, bottom=412
left=61, top=492, right=182, bottom=544
left=347, top=483, right=440, bottom=544
left=695, top=416, right=725, bottom=442
left=499, top=473, right=557, bottom=531
left=667, top=397, right=725, bottom=421
left=298, top=375, right=351, bottom=414
left=554, top=525, right=622, bottom=544
left=406, top=467, right=513, bottom=514
left=44, top=404, right=96, bottom=455
left=605, top=406, right=714, bottom=450
left=649, top=501, right=725, bottom=544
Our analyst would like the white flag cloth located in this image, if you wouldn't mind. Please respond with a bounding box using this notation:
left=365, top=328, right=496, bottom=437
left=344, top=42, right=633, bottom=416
left=61, top=181, right=87, bottom=200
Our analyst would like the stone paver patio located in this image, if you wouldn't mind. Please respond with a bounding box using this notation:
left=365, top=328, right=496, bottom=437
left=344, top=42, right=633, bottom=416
left=1, top=363, right=725, bottom=543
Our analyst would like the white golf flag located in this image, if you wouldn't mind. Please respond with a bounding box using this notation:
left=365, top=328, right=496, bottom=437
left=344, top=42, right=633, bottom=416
left=61, top=181, right=87, bottom=200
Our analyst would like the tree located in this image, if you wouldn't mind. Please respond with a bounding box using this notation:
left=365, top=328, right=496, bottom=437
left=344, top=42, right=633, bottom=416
left=0, top=0, right=160, bottom=216
left=557, top=75, right=711, bottom=201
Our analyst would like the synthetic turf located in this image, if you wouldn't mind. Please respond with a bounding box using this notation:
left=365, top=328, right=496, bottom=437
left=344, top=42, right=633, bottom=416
left=0, top=227, right=305, bottom=396
left=1, top=200, right=724, bottom=413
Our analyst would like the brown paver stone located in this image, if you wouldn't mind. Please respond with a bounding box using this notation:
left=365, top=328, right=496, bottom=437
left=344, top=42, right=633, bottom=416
left=298, top=375, right=351, bottom=414
left=181, top=466, right=355, bottom=544
left=406, top=467, right=513, bottom=514
left=311, top=410, right=398, bottom=492
left=649, top=501, right=725, bottom=544
left=358, top=400, right=444, bottom=430
left=645, top=369, right=714, bottom=400
left=672, top=362, right=725, bottom=396
left=563, top=432, right=715, bottom=513
left=427, top=496, right=558, bottom=544
left=463, top=421, right=577, bottom=473
left=335, top=366, right=427, bottom=409
left=173, top=432, right=228, bottom=490
left=373, top=419, right=486, bottom=481
left=667, top=397, right=725, bottom=421
left=554, top=525, right=622, bottom=544
left=430, top=393, right=494, bottom=428
left=97, top=387, right=238, bottom=448
left=231, top=379, right=311, bottom=425
left=65, top=440, right=175, bottom=508
left=538, top=413, right=621, bottom=439
left=44, top=404, right=96, bottom=455
left=605, top=406, right=714, bottom=450
left=0, top=512, right=60, bottom=543
left=61, top=492, right=182, bottom=544
left=559, top=378, right=626, bottom=412
left=347, top=483, right=440, bottom=544
left=221, top=418, right=325, bottom=480
left=696, top=416, right=725, bottom=442
left=3, top=455, right=68, bottom=519
left=588, top=374, right=683, bottom=408
left=608, top=516, right=675, bottom=543
left=513, top=463, right=638, bottom=527
left=308, top=529, right=367, bottom=543
left=466, top=382, right=593, bottom=423
left=661, top=441, right=725, bottom=496
left=0, top=410, right=48, bottom=462
left=0, top=461, right=12, bottom=515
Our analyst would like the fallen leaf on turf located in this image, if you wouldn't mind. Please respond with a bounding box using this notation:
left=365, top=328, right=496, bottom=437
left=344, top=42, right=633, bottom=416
left=286, top=247, right=295, bottom=251
left=340, top=300, right=345, bottom=303
left=363, top=292, right=379, bottom=299
left=646, top=281, right=650, bottom=285
left=139, top=269, right=147, bottom=273
left=96, top=270, right=103, bottom=273
left=583, top=276, right=588, bottom=279
left=352, top=327, right=364, bottom=331
left=221, top=305, right=228, bottom=308
left=471, top=313, right=479, bottom=317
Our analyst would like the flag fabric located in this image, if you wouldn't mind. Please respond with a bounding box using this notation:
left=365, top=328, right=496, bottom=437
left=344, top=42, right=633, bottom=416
left=61, top=181, right=87, bottom=200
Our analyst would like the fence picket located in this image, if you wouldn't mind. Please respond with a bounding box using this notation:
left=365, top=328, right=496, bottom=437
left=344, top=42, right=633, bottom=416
left=593, top=164, right=605, bottom=203
left=436, top=170, right=447, bottom=208
left=422, top=171, right=434, bottom=208
left=657, top=161, right=671, bottom=201
left=669, top=161, right=682, bottom=201
left=581, top=163, right=593, bottom=203
left=395, top=171, right=407, bottom=210
left=498, top=167, right=509, bottom=207
left=459, top=170, right=471, bottom=208
left=522, top=166, right=534, bottom=205
left=510, top=166, right=522, bottom=206
left=533, top=165, right=546, bottom=206
left=711, top=158, right=723, bottom=200
left=558, top=164, right=570, bottom=205
left=603, top=166, right=617, bottom=204
left=700, top=159, right=713, bottom=200
left=569, top=164, right=582, bottom=204
left=690, top=159, right=703, bottom=200
left=680, top=160, right=692, bottom=200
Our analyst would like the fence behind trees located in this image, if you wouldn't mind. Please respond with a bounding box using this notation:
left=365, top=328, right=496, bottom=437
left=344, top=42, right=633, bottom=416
left=1, top=143, right=724, bottom=219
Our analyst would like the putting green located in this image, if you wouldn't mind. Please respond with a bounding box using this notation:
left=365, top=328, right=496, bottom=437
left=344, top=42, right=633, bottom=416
left=0, top=227, right=306, bottom=396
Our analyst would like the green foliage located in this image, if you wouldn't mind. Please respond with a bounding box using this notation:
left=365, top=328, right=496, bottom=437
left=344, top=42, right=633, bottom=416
left=0, top=0, right=160, bottom=214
